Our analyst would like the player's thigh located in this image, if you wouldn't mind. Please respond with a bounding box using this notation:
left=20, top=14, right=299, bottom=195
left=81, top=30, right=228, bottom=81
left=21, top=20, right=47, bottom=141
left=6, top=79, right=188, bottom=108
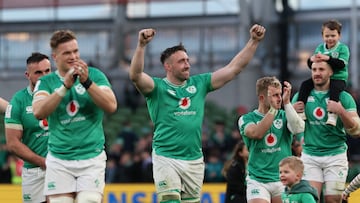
left=44, top=153, right=77, bottom=196
left=246, top=177, right=284, bottom=202
left=181, top=158, right=204, bottom=202
left=152, top=152, right=182, bottom=200
left=22, top=167, right=46, bottom=203
left=323, top=152, right=348, bottom=195
left=301, top=153, right=324, bottom=182
left=76, top=151, right=106, bottom=193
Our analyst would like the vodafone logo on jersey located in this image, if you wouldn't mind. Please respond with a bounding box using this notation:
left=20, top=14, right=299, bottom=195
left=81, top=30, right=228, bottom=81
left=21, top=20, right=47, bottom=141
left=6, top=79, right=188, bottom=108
left=265, top=133, right=277, bottom=147
left=39, top=119, right=49, bottom=130
left=179, top=97, right=191, bottom=110
left=313, top=107, right=326, bottom=120
left=66, top=100, right=80, bottom=116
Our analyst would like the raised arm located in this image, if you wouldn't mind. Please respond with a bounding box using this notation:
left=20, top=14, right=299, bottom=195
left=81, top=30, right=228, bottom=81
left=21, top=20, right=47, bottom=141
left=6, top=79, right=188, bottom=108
left=282, top=81, right=305, bottom=134
left=211, top=24, right=265, bottom=90
left=129, top=29, right=156, bottom=95
left=244, top=85, right=280, bottom=140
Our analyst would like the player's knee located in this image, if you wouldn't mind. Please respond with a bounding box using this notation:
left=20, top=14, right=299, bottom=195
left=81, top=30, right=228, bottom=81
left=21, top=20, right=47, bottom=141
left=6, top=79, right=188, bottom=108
left=158, top=192, right=181, bottom=203
left=324, top=181, right=345, bottom=195
left=49, top=196, right=74, bottom=203
left=182, top=199, right=200, bottom=203
left=76, top=191, right=102, bottom=203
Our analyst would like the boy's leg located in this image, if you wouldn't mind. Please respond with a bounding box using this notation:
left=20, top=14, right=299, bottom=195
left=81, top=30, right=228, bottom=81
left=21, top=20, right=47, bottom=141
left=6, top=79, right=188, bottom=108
left=297, top=78, right=314, bottom=120
left=326, top=80, right=346, bottom=126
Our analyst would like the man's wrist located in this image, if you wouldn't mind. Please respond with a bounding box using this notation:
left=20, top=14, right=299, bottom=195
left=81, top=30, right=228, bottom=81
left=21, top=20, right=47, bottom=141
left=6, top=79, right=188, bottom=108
left=62, top=82, right=70, bottom=89
left=81, top=78, right=93, bottom=90
left=55, top=84, right=68, bottom=97
left=268, top=107, right=278, bottom=116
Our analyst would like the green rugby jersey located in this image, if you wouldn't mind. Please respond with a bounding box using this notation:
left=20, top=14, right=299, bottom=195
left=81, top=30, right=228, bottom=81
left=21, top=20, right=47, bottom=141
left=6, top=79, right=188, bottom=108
left=5, top=86, right=49, bottom=168
left=239, top=110, right=292, bottom=183
left=34, top=67, right=111, bottom=160
left=292, top=90, right=357, bottom=156
left=145, top=73, right=213, bottom=160
left=314, top=41, right=350, bottom=81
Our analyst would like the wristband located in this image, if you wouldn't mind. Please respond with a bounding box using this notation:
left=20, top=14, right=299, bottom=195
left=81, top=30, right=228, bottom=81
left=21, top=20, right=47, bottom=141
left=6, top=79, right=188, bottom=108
left=63, top=82, right=70, bottom=89
left=81, top=78, right=93, bottom=90
left=268, top=107, right=278, bottom=116
left=55, top=84, right=67, bottom=97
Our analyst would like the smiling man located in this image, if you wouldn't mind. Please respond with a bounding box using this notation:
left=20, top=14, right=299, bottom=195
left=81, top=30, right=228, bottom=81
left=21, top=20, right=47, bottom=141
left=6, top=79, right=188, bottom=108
left=292, top=59, right=360, bottom=203
left=32, top=30, right=117, bottom=203
left=5, top=52, right=51, bottom=203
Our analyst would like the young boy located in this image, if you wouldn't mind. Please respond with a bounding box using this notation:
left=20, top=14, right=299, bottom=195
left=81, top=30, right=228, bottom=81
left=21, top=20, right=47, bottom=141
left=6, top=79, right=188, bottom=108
left=297, top=19, right=350, bottom=126
left=279, top=156, right=318, bottom=203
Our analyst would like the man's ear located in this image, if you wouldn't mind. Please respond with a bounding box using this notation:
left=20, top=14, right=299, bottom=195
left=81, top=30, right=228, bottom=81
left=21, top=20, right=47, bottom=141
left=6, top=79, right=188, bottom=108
left=164, top=62, right=171, bottom=71
left=259, top=94, right=265, bottom=102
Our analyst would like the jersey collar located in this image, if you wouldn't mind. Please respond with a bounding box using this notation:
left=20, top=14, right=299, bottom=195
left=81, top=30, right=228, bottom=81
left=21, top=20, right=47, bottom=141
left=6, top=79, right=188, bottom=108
left=163, top=78, right=187, bottom=88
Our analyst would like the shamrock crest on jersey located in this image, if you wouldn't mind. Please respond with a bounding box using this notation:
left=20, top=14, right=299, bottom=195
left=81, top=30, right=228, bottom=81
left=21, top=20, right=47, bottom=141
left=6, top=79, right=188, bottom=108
left=75, top=84, right=86, bottom=95
left=273, top=119, right=283, bottom=129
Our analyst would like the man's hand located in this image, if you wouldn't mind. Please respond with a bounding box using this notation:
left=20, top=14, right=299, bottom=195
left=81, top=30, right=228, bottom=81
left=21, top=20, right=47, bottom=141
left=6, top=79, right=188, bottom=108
left=327, top=100, right=345, bottom=115
left=282, top=81, right=292, bottom=105
left=250, top=24, right=266, bottom=41
left=139, top=28, right=156, bottom=47
left=293, top=101, right=305, bottom=114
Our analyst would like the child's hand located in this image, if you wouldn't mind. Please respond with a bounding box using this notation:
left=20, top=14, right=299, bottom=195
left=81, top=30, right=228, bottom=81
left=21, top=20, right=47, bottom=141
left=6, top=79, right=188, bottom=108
left=293, top=101, right=305, bottom=113
left=313, top=53, right=330, bottom=62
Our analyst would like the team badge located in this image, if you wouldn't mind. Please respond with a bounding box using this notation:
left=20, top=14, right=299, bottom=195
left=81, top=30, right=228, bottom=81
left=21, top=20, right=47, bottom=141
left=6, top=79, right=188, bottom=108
left=331, top=52, right=339, bottom=58
left=186, top=86, right=197, bottom=94
left=273, top=119, right=283, bottom=129
left=75, top=84, right=86, bottom=95
left=313, top=107, right=326, bottom=120
left=265, top=133, right=277, bottom=147
left=179, top=97, right=191, bottom=110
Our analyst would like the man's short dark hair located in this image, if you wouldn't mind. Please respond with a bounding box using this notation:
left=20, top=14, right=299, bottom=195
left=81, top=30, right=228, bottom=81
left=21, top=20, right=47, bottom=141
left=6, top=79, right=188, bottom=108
left=26, top=52, right=49, bottom=65
left=160, top=43, right=187, bottom=65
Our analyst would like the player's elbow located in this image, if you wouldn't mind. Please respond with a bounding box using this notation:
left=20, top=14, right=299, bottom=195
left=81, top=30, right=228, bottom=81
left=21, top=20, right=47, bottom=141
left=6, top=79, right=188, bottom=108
left=33, top=111, right=46, bottom=120
left=5, top=139, right=18, bottom=154
left=32, top=104, right=46, bottom=120
left=246, top=131, right=263, bottom=140
left=106, top=101, right=117, bottom=113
